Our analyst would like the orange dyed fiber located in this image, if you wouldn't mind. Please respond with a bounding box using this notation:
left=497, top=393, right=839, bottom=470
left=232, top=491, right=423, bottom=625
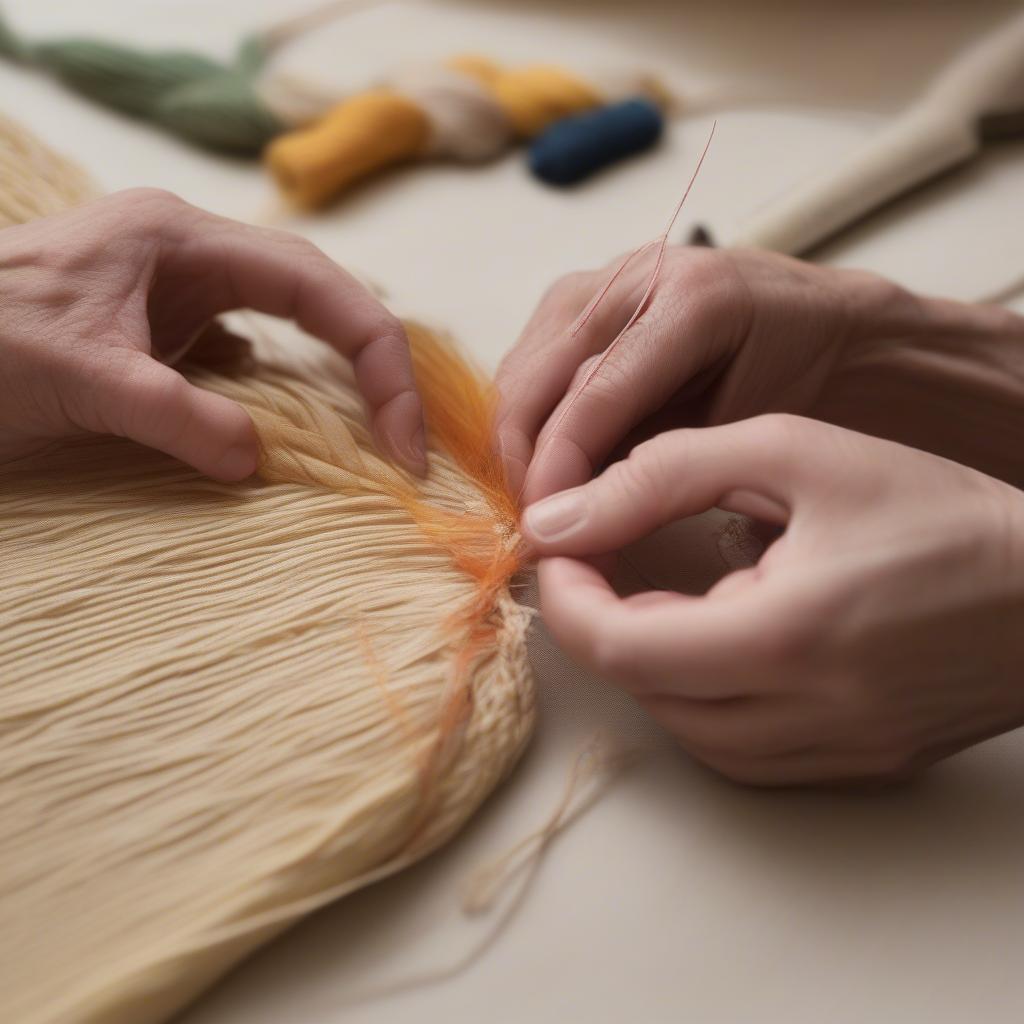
left=344, top=322, right=525, bottom=837
left=403, top=321, right=522, bottom=650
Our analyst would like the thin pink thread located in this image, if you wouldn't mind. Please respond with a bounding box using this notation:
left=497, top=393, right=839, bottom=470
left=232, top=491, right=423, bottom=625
left=534, top=121, right=717, bottom=474
left=569, top=238, right=661, bottom=338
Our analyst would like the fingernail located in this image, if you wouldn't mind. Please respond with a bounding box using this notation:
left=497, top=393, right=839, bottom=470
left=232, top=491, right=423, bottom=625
left=383, top=423, right=427, bottom=476
left=400, top=423, right=427, bottom=476
left=216, top=443, right=257, bottom=481
left=411, top=423, right=426, bottom=465
left=524, top=489, right=587, bottom=542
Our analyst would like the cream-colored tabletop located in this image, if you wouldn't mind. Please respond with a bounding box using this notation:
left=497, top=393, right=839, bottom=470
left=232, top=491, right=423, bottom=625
left=5, top=2, right=1024, bottom=1021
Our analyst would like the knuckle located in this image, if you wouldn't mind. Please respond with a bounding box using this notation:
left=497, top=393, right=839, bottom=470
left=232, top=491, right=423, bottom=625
left=839, top=267, right=912, bottom=312
left=278, top=231, right=325, bottom=266
left=581, top=354, right=634, bottom=411
left=110, top=187, right=188, bottom=224
left=631, top=431, right=682, bottom=481
left=267, top=233, right=333, bottom=287
left=494, top=350, right=526, bottom=396
left=137, top=374, right=192, bottom=443
left=610, top=437, right=673, bottom=503
left=613, top=315, right=658, bottom=378
left=96, top=351, right=185, bottom=439
left=76, top=348, right=140, bottom=433
left=99, top=189, right=199, bottom=247
left=749, top=412, right=808, bottom=450
left=373, top=309, right=406, bottom=347
left=744, top=412, right=833, bottom=474
left=663, top=247, right=741, bottom=307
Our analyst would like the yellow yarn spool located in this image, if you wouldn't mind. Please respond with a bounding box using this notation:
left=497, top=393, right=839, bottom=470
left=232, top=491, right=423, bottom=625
left=264, top=55, right=604, bottom=208
left=448, top=54, right=601, bottom=137
left=265, top=88, right=430, bottom=207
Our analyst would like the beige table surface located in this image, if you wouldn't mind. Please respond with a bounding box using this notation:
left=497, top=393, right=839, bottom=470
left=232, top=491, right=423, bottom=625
left=5, top=2, right=1024, bottom=1021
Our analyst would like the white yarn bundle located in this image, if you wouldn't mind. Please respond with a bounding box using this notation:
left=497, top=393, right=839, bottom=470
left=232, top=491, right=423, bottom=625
left=389, top=63, right=515, bottom=161
left=258, top=57, right=672, bottom=162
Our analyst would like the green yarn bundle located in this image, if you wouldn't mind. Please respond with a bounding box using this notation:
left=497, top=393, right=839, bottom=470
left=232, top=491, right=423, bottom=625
left=153, top=37, right=282, bottom=154
left=0, top=4, right=355, bottom=154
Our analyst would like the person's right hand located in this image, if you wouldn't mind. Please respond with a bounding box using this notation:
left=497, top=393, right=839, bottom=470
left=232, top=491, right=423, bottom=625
left=0, top=188, right=426, bottom=480
left=495, top=246, right=1024, bottom=504
left=523, top=415, right=1024, bottom=786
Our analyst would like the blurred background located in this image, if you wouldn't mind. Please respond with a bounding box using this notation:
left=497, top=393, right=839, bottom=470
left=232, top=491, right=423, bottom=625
left=4, top=3, right=1024, bottom=1022
left=3, top=0, right=1022, bottom=368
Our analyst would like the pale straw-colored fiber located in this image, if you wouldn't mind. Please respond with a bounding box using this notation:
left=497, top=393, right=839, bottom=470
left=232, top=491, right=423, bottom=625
left=0, top=112, right=98, bottom=225
left=0, top=118, right=534, bottom=1024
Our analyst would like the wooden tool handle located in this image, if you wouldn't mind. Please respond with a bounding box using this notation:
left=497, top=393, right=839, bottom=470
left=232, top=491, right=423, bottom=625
left=720, top=11, right=1024, bottom=255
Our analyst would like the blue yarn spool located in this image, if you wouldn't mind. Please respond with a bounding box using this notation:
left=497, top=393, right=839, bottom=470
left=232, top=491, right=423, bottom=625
left=528, top=97, right=664, bottom=186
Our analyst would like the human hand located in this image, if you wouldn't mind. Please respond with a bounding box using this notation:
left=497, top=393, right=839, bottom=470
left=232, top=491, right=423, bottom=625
left=496, top=246, right=1024, bottom=504
left=523, top=415, right=1024, bottom=786
left=0, top=188, right=426, bottom=479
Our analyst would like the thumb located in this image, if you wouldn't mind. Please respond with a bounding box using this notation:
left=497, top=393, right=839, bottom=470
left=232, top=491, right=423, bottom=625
left=522, top=415, right=838, bottom=556
left=86, top=350, right=258, bottom=481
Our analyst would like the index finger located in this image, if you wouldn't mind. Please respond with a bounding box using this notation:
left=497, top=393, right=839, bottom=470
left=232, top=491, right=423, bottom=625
left=524, top=249, right=749, bottom=505
left=159, top=203, right=426, bottom=475
left=493, top=269, right=604, bottom=495
left=494, top=249, right=663, bottom=497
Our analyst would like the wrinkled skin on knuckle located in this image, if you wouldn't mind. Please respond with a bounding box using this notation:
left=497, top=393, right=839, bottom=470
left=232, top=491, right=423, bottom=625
left=67, top=347, right=136, bottom=435
left=662, top=246, right=730, bottom=294
left=748, top=411, right=812, bottom=453
left=270, top=230, right=332, bottom=278
left=585, top=353, right=641, bottom=421
left=613, top=315, right=661, bottom=383
left=374, top=319, right=410, bottom=369
left=106, top=187, right=190, bottom=232
left=835, top=266, right=920, bottom=326
left=662, top=247, right=753, bottom=323
left=139, top=375, right=194, bottom=448
left=610, top=436, right=674, bottom=510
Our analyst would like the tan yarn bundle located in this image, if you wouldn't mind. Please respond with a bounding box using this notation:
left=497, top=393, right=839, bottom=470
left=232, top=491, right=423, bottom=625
left=0, top=112, right=97, bottom=225
left=0, top=119, right=534, bottom=1024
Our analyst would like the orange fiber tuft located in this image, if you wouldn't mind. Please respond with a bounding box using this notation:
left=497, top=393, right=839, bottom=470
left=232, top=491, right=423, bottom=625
left=386, top=323, right=525, bottom=805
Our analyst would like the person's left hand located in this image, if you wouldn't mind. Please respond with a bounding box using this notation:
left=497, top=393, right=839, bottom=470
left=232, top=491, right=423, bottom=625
left=522, top=414, right=1024, bottom=786
left=0, top=188, right=425, bottom=479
